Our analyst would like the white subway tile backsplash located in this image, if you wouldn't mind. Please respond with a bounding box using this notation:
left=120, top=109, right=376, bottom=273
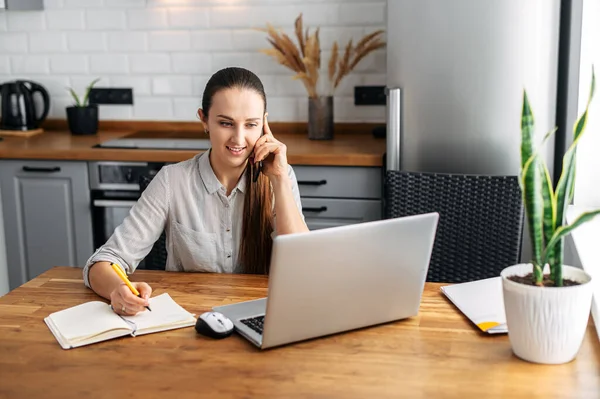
left=11, top=55, right=50, bottom=74
left=110, top=76, right=152, bottom=95
left=86, top=10, right=127, bottom=30
left=0, top=58, right=9, bottom=74
left=43, top=0, right=64, bottom=9
left=6, top=12, right=46, bottom=31
left=334, top=97, right=385, bottom=121
left=67, top=32, right=106, bottom=52
left=211, top=53, right=256, bottom=73
left=69, top=76, right=110, bottom=95
left=105, top=0, right=145, bottom=7
left=191, top=30, right=232, bottom=51
left=210, top=6, right=259, bottom=29
left=108, top=32, right=147, bottom=52
left=231, top=30, right=269, bottom=51
left=127, top=9, right=168, bottom=30
left=294, top=4, right=340, bottom=26
left=149, top=31, right=191, bottom=52
left=254, top=53, right=293, bottom=74
left=29, top=33, right=67, bottom=53
left=49, top=96, right=73, bottom=119
left=297, top=96, right=308, bottom=121
left=50, top=55, right=88, bottom=74
left=46, top=10, right=85, bottom=30
left=26, top=76, right=70, bottom=95
left=338, top=3, right=386, bottom=25
left=173, top=98, right=201, bottom=121
left=352, top=49, right=386, bottom=73
left=275, top=76, right=308, bottom=97
left=153, top=76, right=193, bottom=96
left=168, top=8, right=209, bottom=29
left=192, top=75, right=210, bottom=96
left=133, top=97, right=173, bottom=119
left=129, top=54, right=170, bottom=73
left=6, top=0, right=386, bottom=123
left=320, top=27, right=365, bottom=51
left=99, top=105, right=133, bottom=120
left=362, top=73, right=386, bottom=86
left=64, top=0, right=104, bottom=7
left=266, top=97, right=299, bottom=122
left=258, top=75, right=277, bottom=98
left=0, top=34, right=28, bottom=53
left=89, top=54, right=129, bottom=74
left=171, top=53, right=212, bottom=74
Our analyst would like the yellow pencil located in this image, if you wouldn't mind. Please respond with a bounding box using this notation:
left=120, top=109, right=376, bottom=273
left=110, top=263, right=151, bottom=312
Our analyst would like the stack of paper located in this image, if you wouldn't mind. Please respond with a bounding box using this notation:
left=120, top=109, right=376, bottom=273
left=441, top=277, right=507, bottom=334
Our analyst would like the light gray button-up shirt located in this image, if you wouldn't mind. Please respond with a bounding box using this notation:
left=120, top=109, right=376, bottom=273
left=83, top=151, right=304, bottom=288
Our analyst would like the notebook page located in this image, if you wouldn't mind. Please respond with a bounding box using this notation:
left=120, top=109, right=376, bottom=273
left=441, top=277, right=507, bottom=333
left=121, top=293, right=196, bottom=334
left=48, top=301, right=131, bottom=341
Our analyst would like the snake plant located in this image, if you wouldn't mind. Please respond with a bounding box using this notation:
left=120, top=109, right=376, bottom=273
left=68, top=77, right=100, bottom=107
left=520, top=67, right=600, bottom=286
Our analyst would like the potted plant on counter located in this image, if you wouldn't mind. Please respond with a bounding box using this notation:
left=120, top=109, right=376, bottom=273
left=259, top=14, right=385, bottom=140
left=501, top=67, right=600, bottom=364
left=66, top=78, right=100, bottom=135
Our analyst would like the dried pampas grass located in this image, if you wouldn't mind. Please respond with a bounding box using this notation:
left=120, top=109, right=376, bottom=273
left=258, top=14, right=385, bottom=98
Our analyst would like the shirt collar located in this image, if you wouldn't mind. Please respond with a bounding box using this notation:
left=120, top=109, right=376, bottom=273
left=198, top=150, right=247, bottom=195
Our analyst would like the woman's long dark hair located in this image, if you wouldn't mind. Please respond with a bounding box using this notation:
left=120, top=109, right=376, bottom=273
left=201, top=67, right=274, bottom=274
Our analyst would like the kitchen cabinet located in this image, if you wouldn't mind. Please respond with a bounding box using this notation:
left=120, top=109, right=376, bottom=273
left=293, top=166, right=383, bottom=230
left=0, top=160, right=93, bottom=290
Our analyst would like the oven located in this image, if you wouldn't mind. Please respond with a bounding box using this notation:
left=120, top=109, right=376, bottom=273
left=88, top=161, right=166, bottom=268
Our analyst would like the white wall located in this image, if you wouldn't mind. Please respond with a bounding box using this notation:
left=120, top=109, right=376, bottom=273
left=574, top=0, right=600, bottom=207
left=0, top=0, right=386, bottom=123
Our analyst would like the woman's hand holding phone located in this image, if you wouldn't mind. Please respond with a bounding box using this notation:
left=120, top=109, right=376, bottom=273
left=252, top=114, right=289, bottom=184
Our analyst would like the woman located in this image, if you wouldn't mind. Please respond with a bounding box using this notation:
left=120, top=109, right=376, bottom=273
left=84, top=67, right=309, bottom=316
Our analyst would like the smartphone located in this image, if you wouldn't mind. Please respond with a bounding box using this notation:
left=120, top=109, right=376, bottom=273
left=253, top=159, right=262, bottom=183
left=252, top=126, right=265, bottom=183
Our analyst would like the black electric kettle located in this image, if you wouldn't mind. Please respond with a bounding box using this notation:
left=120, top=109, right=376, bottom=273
left=0, top=80, right=50, bottom=131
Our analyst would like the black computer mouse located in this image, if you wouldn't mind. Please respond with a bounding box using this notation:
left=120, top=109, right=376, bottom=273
left=195, top=311, right=234, bottom=339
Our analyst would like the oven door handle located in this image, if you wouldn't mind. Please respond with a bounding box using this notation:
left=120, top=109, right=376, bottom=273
left=93, top=200, right=138, bottom=208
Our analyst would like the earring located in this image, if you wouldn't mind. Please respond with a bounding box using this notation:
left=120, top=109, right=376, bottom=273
left=204, top=129, right=209, bottom=135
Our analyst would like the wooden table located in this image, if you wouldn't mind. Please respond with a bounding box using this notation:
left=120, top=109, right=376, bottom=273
left=0, top=267, right=598, bottom=399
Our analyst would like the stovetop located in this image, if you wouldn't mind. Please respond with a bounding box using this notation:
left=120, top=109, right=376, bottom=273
left=97, top=130, right=211, bottom=150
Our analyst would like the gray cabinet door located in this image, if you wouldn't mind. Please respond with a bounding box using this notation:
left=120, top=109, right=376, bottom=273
left=0, top=161, right=93, bottom=289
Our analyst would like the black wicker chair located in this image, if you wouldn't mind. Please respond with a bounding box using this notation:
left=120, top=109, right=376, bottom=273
left=138, top=175, right=168, bottom=270
left=384, top=171, right=524, bottom=283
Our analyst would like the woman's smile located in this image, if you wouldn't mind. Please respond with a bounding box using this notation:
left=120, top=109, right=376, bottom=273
left=226, top=145, right=247, bottom=156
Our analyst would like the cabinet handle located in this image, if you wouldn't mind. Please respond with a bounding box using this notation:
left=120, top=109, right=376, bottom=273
left=303, top=206, right=328, bottom=213
left=297, top=180, right=327, bottom=186
left=93, top=200, right=138, bottom=208
left=22, top=166, right=61, bottom=173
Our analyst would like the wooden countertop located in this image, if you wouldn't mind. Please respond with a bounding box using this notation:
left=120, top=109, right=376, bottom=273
left=0, top=121, right=386, bottom=167
left=0, top=267, right=598, bottom=399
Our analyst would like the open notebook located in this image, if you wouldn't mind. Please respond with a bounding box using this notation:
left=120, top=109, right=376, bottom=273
left=440, top=277, right=508, bottom=334
left=44, top=293, right=197, bottom=349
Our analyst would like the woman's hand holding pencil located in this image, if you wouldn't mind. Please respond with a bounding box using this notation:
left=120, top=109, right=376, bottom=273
left=109, top=263, right=153, bottom=316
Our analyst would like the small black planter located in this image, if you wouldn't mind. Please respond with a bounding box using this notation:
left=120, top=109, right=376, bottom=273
left=67, top=105, right=98, bottom=135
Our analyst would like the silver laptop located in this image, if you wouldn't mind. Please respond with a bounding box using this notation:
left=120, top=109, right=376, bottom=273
left=213, top=212, right=439, bottom=349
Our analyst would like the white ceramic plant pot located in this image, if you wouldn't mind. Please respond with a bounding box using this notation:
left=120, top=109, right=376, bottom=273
left=501, top=264, right=593, bottom=364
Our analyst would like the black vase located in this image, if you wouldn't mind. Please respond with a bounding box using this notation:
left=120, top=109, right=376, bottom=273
left=66, top=105, right=98, bottom=135
left=308, top=96, right=334, bottom=140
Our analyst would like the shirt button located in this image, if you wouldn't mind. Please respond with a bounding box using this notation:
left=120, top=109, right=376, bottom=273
left=226, top=228, right=231, bottom=232
left=225, top=203, right=229, bottom=208
left=227, top=254, right=231, bottom=258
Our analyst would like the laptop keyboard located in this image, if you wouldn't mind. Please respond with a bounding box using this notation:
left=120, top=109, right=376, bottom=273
left=240, top=315, right=265, bottom=335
